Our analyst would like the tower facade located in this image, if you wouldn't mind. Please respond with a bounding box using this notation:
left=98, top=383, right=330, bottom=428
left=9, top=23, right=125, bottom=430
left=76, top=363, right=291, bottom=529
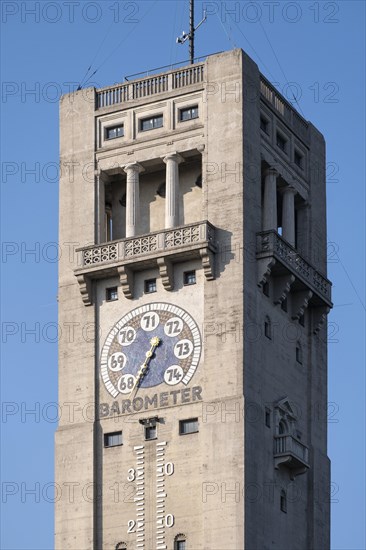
left=57, top=49, right=332, bottom=550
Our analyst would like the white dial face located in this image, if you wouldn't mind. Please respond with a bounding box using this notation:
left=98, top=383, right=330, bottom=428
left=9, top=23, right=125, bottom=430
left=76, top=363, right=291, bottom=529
left=100, top=303, right=202, bottom=398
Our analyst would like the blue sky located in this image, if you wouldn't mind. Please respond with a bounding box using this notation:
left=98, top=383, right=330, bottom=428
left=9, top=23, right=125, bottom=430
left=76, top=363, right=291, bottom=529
left=0, top=1, right=365, bottom=549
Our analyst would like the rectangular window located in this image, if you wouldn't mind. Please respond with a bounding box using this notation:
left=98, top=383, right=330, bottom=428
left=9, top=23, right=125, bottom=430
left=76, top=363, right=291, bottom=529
left=145, top=425, right=157, bottom=440
left=260, top=116, right=269, bottom=134
left=265, top=408, right=271, bottom=428
left=281, top=297, right=288, bottom=312
left=183, top=270, right=196, bottom=285
left=294, top=150, right=303, bottom=169
left=179, top=105, right=199, bottom=121
left=179, top=418, right=199, bottom=435
left=140, top=115, right=163, bottom=132
left=104, top=431, right=122, bottom=447
left=276, top=132, right=287, bottom=152
left=106, top=286, right=118, bottom=301
left=262, top=281, right=269, bottom=297
left=144, top=278, right=157, bottom=294
left=105, top=125, right=124, bottom=140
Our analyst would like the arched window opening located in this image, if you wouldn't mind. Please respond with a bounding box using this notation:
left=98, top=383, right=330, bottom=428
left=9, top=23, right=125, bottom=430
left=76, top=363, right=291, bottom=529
left=278, top=419, right=288, bottom=435
left=157, top=181, right=166, bottom=198
left=174, top=533, right=187, bottom=550
left=264, top=316, right=272, bottom=339
left=280, top=490, right=287, bottom=513
left=296, top=341, right=303, bottom=364
left=195, top=173, right=202, bottom=188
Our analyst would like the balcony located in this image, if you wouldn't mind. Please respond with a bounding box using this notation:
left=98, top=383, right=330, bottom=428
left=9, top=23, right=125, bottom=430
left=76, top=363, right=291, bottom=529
left=74, top=221, right=216, bottom=304
left=274, top=434, right=309, bottom=479
left=256, top=230, right=332, bottom=331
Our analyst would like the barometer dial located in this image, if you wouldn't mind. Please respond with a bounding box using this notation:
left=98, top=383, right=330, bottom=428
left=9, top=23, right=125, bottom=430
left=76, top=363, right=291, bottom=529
left=100, top=303, right=201, bottom=398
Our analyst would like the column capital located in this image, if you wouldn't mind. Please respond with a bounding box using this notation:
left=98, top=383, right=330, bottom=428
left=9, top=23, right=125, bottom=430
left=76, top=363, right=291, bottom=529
left=123, top=162, right=144, bottom=174
left=283, top=185, right=297, bottom=196
left=124, top=162, right=142, bottom=238
left=264, top=167, right=279, bottom=178
left=263, top=165, right=278, bottom=232
left=282, top=184, right=296, bottom=247
left=162, top=152, right=184, bottom=165
left=96, top=169, right=109, bottom=183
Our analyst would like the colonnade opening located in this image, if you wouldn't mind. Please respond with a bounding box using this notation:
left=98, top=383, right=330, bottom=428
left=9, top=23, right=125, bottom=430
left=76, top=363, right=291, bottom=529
left=98, top=153, right=202, bottom=243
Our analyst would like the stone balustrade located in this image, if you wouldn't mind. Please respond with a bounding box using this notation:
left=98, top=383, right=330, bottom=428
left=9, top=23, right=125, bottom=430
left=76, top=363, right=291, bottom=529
left=75, top=221, right=216, bottom=305
left=274, top=434, right=309, bottom=464
left=96, top=64, right=205, bottom=109
left=256, top=230, right=332, bottom=306
left=260, top=75, right=309, bottom=143
left=79, top=221, right=214, bottom=267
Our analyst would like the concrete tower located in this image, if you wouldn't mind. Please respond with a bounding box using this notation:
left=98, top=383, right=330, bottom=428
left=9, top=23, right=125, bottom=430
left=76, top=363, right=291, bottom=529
left=56, top=49, right=332, bottom=550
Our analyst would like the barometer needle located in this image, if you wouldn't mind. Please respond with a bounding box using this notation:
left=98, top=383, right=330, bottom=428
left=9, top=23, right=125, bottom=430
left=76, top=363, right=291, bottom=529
left=129, top=336, right=160, bottom=397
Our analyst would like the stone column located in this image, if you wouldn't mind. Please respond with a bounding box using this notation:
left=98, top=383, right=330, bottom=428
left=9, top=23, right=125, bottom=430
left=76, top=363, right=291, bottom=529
left=163, top=152, right=184, bottom=228
left=96, top=172, right=106, bottom=243
left=263, top=168, right=278, bottom=231
left=282, top=186, right=296, bottom=246
left=123, top=162, right=144, bottom=238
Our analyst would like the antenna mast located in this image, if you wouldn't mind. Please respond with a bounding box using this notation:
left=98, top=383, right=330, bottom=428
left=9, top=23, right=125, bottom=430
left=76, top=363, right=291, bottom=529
left=176, top=0, right=206, bottom=64
left=189, top=0, right=194, bottom=64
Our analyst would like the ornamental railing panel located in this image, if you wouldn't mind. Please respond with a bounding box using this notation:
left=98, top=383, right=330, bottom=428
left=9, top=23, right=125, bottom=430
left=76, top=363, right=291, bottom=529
left=83, top=243, right=118, bottom=266
left=124, top=234, right=159, bottom=257
left=165, top=225, right=200, bottom=248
